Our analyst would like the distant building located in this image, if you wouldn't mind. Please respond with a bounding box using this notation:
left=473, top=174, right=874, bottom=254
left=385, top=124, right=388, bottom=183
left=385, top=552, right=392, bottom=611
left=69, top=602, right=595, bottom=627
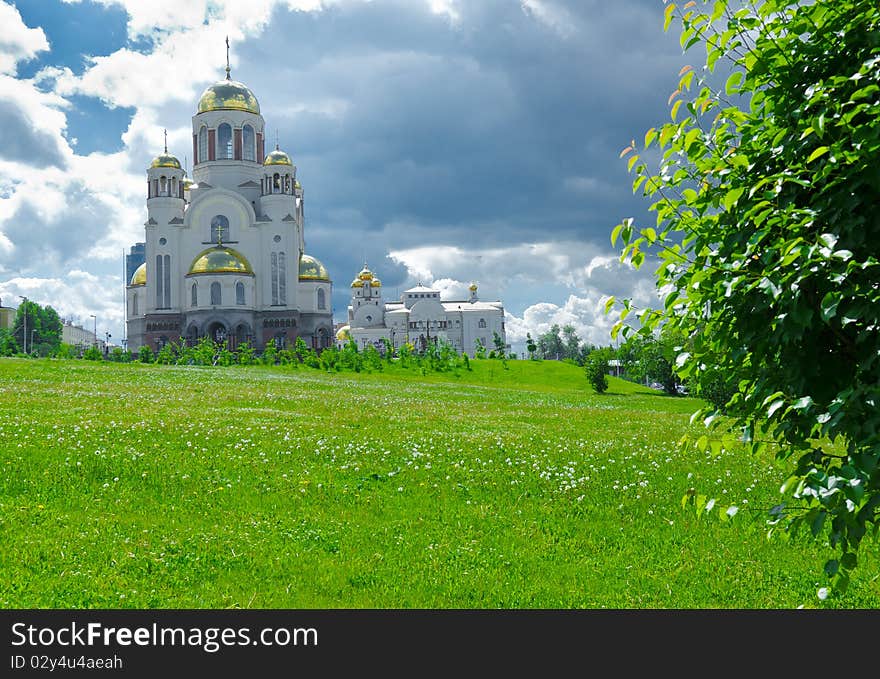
left=0, top=298, right=14, bottom=331
left=62, top=322, right=102, bottom=352
left=126, top=242, right=146, bottom=285
left=337, top=266, right=508, bottom=357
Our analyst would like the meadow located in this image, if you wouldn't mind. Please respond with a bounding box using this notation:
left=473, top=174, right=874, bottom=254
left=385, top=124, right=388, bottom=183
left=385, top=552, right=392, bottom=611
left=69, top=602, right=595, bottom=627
left=0, top=357, right=877, bottom=608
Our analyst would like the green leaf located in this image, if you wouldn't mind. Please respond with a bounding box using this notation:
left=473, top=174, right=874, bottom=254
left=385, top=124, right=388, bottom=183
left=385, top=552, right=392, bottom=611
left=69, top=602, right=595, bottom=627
left=664, top=3, right=677, bottom=32
left=724, top=71, right=744, bottom=95
left=766, top=399, right=785, bottom=419
left=820, top=291, right=840, bottom=321
left=806, top=146, right=829, bottom=164
left=604, top=296, right=615, bottom=314
left=611, top=223, right=623, bottom=247
left=723, top=187, right=745, bottom=211
left=824, top=559, right=839, bottom=577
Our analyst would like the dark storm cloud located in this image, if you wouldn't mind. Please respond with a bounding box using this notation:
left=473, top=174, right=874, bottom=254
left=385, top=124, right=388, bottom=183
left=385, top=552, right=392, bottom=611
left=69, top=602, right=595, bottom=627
left=234, top=0, right=686, bottom=253
left=0, top=183, right=112, bottom=272
left=0, top=99, right=67, bottom=168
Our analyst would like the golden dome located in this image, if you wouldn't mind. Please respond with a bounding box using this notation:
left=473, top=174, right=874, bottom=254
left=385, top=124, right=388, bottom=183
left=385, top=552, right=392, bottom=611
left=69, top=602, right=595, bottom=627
left=197, top=79, right=260, bottom=114
left=130, top=262, right=146, bottom=286
left=370, top=278, right=382, bottom=287
left=336, top=325, right=351, bottom=341
left=188, top=246, right=253, bottom=275
left=150, top=153, right=181, bottom=169
left=351, top=278, right=365, bottom=288
left=295, top=180, right=302, bottom=189
left=182, top=175, right=194, bottom=189
left=469, top=283, right=478, bottom=291
left=264, top=147, right=292, bottom=166
left=358, top=267, right=373, bottom=281
left=299, top=254, right=331, bottom=282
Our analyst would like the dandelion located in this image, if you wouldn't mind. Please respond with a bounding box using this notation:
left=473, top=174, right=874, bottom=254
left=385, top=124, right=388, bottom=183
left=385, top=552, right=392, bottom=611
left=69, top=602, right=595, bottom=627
left=817, top=587, right=829, bottom=601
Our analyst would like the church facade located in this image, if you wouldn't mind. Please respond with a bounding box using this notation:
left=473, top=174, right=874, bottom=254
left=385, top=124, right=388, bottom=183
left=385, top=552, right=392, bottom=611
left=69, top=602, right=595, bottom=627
left=126, top=68, right=333, bottom=353
left=336, top=266, right=508, bottom=358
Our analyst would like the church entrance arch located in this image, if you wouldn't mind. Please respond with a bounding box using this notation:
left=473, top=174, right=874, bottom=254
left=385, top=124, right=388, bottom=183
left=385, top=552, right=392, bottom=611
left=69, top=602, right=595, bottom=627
left=208, top=322, right=228, bottom=345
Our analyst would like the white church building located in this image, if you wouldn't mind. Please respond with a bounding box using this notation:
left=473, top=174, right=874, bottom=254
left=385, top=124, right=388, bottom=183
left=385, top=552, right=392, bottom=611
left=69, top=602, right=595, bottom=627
left=126, top=61, right=333, bottom=352
left=336, top=266, right=508, bottom=357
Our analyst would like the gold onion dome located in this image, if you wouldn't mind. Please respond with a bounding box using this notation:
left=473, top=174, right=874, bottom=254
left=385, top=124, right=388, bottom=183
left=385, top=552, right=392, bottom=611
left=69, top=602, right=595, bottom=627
left=150, top=152, right=181, bottom=169
left=197, top=79, right=260, bottom=114
left=188, top=246, right=253, bottom=275
left=264, top=147, right=292, bottom=166
left=469, top=283, right=478, bottom=291
left=130, top=262, right=146, bottom=286
left=336, top=325, right=351, bottom=341
left=299, top=254, right=331, bottom=281
left=370, top=278, right=382, bottom=287
left=358, top=267, right=373, bottom=281
left=351, top=278, right=365, bottom=288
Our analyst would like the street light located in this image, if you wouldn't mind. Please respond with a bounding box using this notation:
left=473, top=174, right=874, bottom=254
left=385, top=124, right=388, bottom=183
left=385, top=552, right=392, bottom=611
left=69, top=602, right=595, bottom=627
left=90, top=314, right=97, bottom=347
left=18, top=296, right=27, bottom=354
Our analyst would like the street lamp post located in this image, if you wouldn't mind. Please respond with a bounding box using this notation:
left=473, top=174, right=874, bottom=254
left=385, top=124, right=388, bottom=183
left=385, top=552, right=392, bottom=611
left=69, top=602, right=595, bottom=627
left=90, top=315, right=97, bottom=347
left=18, top=296, right=27, bottom=354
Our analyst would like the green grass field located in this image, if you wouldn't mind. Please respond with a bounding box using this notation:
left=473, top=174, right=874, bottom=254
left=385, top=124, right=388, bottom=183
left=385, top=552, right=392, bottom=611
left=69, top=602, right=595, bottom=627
left=1, top=357, right=877, bottom=608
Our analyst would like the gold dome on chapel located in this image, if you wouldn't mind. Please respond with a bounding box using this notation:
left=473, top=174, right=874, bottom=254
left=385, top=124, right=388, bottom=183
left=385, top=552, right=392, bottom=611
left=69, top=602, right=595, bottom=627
left=370, top=278, right=382, bottom=287
left=336, top=325, right=351, bottom=341
left=197, top=79, right=260, bottom=115
left=130, top=262, right=146, bottom=286
left=150, top=152, right=181, bottom=169
left=358, top=267, right=374, bottom=281
left=299, top=254, right=331, bottom=282
left=264, top=146, right=292, bottom=166
left=351, top=278, right=365, bottom=288
left=188, top=246, right=253, bottom=275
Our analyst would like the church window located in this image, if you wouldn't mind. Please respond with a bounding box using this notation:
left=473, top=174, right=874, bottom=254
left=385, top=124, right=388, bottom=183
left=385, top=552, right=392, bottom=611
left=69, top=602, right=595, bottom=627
left=132, top=295, right=138, bottom=316
left=479, top=318, right=487, bottom=328
left=273, top=173, right=281, bottom=193
left=236, top=281, right=245, bottom=305
left=271, top=252, right=279, bottom=305
left=191, top=282, right=197, bottom=307
left=218, top=123, right=233, bottom=159
left=210, top=281, right=221, bottom=305
left=243, top=125, right=255, bottom=161
left=171, top=177, right=177, bottom=196
left=317, top=288, right=326, bottom=310
left=284, top=175, right=291, bottom=193
left=160, top=176, right=167, bottom=195
left=198, top=126, right=207, bottom=164
left=163, top=255, right=171, bottom=308
left=210, top=215, right=229, bottom=243
left=278, top=252, right=287, bottom=304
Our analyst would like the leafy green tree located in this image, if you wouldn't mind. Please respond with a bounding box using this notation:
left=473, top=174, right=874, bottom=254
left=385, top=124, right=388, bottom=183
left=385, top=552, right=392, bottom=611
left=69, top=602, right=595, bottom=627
left=237, top=342, right=257, bottom=366
left=584, top=350, right=610, bottom=394
left=137, top=345, right=154, bottom=363
left=474, top=339, right=487, bottom=359
left=537, top=324, right=564, bottom=360
left=82, top=345, right=103, bottom=361
left=259, top=342, right=277, bottom=366
left=0, top=329, right=17, bottom=356
left=612, top=0, right=880, bottom=592
left=561, top=324, right=581, bottom=362
left=492, top=331, right=506, bottom=359
left=13, top=301, right=62, bottom=356
left=526, top=333, right=538, bottom=360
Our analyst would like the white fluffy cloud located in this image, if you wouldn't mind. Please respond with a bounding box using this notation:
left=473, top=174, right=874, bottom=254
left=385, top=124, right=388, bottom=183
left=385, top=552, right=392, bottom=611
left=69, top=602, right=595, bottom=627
left=0, top=2, right=49, bottom=75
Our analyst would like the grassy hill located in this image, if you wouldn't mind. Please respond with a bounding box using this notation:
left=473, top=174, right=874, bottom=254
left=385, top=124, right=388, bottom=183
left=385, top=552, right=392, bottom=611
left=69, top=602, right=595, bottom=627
left=0, top=357, right=876, bottom=608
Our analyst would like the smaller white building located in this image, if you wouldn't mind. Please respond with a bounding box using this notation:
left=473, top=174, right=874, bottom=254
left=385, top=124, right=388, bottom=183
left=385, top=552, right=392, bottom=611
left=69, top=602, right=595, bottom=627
left=339, top=266, right=508, bottom=357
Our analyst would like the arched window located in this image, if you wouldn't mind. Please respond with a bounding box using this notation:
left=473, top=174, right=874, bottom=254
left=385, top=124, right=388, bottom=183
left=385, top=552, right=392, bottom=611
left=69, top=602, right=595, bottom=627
left=317, top=288, right=326, bottom=310
left=273, top=173, right=280, bottom=193
left=210, top=282, right=221, bottom=305
left=284, top=175, right=291, bottom=193
left=191, top=282, right=197, bottom=307
left=217, top=123, right=233, bottom=159
left=236, top=281, right=245, bottom=305
left=171, top=177, right=177, bottom=196
left=210, top=215, right=229, bottom=243
left=243, top=124, right=255, bottom=161
left=270, top=252, right=279, bottom=305
left=155, top=254, right=171, bottom=309
left=278, top=252, right=287, bottom=305
left=159, top=176, right=167, bottom=196
left=132, top=295, right=138, bottom=317
left=478, top=318, right=487, bottom=328
left=198, top=126, right=207, bottom=164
